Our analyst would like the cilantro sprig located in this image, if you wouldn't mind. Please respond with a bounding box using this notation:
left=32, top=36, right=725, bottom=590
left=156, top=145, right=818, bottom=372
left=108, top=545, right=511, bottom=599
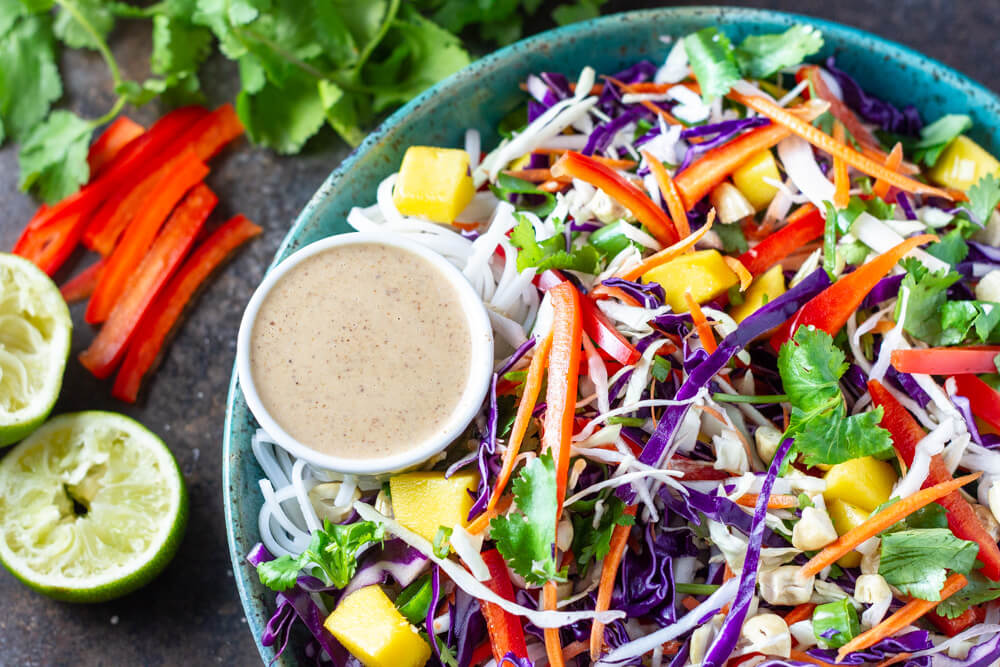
left=509, top=214, right=600, bottom=274
left=878, top=528, right=979, bottom=601
left=569, top=492, right=635, bottom=573
left=257, top=519, right=384, bottom=591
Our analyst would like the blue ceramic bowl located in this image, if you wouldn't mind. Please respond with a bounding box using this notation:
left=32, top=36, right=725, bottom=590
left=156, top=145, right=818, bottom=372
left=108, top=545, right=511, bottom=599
left=224, top=6, right=1000, bottom=664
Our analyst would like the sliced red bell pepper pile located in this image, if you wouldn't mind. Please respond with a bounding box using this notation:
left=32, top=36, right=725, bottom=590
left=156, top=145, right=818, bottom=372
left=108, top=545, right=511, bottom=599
left=12, top=210, right=89, bottom=276
left=84, top=104, right=244, bottom=255
left=738, top=204, right=824, bottom=275
left=85, top=148, right=209, bottom=324
left=952, top=373, right=1000, bottom=432
left=80, top=184, right=217, bottom=379
left=60, top=259, right=105, bottom=303
left=891, top=347, right=1000, bottom=376
left=551, top=151, right=678, bottom=245
left=479, top=549, right=529, bottom=662
left=112, top=214, right=261, bottom=402
left=770, top=234, right=935, bottom=348
left=869, top=379, right=1000, bottom=580
left=87, top=116, right=145, bottom=176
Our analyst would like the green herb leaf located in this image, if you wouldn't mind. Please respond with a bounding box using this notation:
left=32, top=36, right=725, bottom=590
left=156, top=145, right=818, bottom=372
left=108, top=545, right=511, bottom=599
left=569, top=493, right=634, bottom=572
left=432, top=525, right=453, bottom=558
left=235, top=72, right=327, bottom=154
left=734, top=24, right=824, bottom=79
left=490, top=452, right=567, bottom=585
left=938, top=300, right=1000, bottom=346
left=936, top=571, right=1000, bottom=619
left=53, top=0, right=115, bottom=50
left=684, top=27, right=740, bottom=102
left=915, top=114, right=972, bottom=166
left=896, top=258, right=964, bottom=344
left=510, top=214, right=600, bottom=274
left=879, top=528, right=979, bottom=600
left=966, top=173, right=1000, bottom=224
left=926, top=229, right=969, bottom=267
left=651, top=355, right=671, bottom=383
left=491, top=173, right=556, bottom=217
left=715, top=222, right=749, bottom=254
left=17, top=110, right=92, bottom=203
left=0, top=12, right=62, bottom=142
left=812, top=598, right=860, bottom=650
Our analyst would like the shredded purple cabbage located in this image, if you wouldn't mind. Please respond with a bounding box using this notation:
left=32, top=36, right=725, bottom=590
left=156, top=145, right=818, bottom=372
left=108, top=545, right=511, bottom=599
left=930, top=630, right=1000, bottom=667
left=342, top=539, right=428, bottom=596
left=584, top=106, right=648, bottom=156
left=612, top=525, right=696, bottom=623
left=860, top=274, right=904, bottom=309
left=896, top=191, right=918, bottom=220
left=884, top=366, right=933, bottom=408
left=824, top=57, right=923, bottom=136
left=602, top=277, right=665, bottom=308
left=427, top=565, right=442, bottom=661
left=676, top=117, right=771, bottom=174
left=449, top=587, right=487, bottom=667
left=967, top=241, right=1000, bottom=265
left=808, top=629, right=932, bottom=665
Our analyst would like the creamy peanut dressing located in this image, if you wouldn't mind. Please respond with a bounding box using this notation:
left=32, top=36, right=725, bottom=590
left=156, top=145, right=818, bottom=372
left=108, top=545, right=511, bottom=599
left=249, top=243, right=473, bottom=460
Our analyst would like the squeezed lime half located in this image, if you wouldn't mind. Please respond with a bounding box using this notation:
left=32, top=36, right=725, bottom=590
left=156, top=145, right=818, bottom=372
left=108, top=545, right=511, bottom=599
left=0, top=252, right=71, bottom=447
left=0, top=412, right=188, bottom=602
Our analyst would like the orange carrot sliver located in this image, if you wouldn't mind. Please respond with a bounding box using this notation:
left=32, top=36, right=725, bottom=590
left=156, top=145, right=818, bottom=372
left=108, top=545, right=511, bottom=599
left=641, top=149, right=691, bottom=239
left=800, top=473, right=981, bottom=579
left=832, top=121, right=850, bottom=209
left=618, top=210, right=715, bottom=282
left=872, top=142, right=904, bottom=199
left=837, top=573, right=968, bottom=660
left=543, top=582, right=565, bottom=667
left=784, top=603, right=817, bottom=626
left=723, top=256, right=752, bottom=291
left=685, top=293, right=717, bottom=354
left=735, top=493, right=799, bottom=509
left=466, top=495, right=514, bottom=535
left=590, top=505, right=636, bottom=659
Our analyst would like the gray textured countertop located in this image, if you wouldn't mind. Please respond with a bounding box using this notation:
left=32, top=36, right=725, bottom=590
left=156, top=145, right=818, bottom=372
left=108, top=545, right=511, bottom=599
left=1, top=1, right=998, bottom=665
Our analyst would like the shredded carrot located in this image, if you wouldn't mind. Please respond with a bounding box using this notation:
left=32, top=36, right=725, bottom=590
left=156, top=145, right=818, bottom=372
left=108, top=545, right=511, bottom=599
left=857, top=143, right=920, bottom=176
left=799, top=473, right=982, bottom=578
left=466, top=494, right=514, bottom=535
left=617, top=210, right=716, bottom=282
left=728, top=91, right=952, bottom=199
left=543, top=582, right=565, bottom=667
left=723, top=256, right=753, bottom=291
left=870, top=319, right=897, bottom=335
left=785, top=202, right=818, bottom=225
left=641, top=149, right=692, bottom=239
left=681, top=596, right=700, bottom=611
left=832, top=121, right=850, bottom=209
left=685, top=292, right=718, bottom=354
left=871, top=142, right=904, bottom=200
left=784, top=602, right=817, bottom=626
left=735, top=493, right=799, bottom=509
left=836, top=573, right=968, bottom=660
left=589, top=505, right=637, bottom=660
left=561, top=641, right=590, bottom=662
left=503, top=168, right=567, bottom=183
left=597, top=284, right=641, bottom=307
left=876, top=654, right=913, bottom=667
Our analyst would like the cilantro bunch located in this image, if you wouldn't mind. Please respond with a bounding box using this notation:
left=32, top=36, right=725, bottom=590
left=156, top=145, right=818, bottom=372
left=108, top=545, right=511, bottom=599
left=1, top=0, right=607, bottom=204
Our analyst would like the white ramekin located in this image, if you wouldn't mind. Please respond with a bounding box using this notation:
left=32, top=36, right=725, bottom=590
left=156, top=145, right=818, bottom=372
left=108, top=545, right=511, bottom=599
left=236, top=232, right=494, bottom=475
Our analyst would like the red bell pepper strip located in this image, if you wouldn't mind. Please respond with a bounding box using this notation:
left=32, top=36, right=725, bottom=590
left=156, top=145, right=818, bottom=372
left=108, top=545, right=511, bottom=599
left=952, top=373, right=1000, bottom=432
left=479, top=549, right=529, bottom=662
left=112, top=214, right=261, bottom=402
left=60, top=259, right=105, bottom=303
left=926, top=605, right=986, bottom=637
left=798, top=65, right=879, bottom=149
left=869, top=379, right=1000, bottom=580
left=12, top=210, right=89, bottom=276
left=738, top=205, right=825, bottom=275
left=543, top=281, right=583, bottom=516
left=891, top=347, right=1000, bottom=376
left=87, top=116, right=145, bottom=176
left=580, top=295, right=641, bottom=365
left=80, top=184, right=217, bottom=379
left=84, top=104, right=244, bottom=255
left=25, top=106, right=208, bottom=234
left=551, top=151, right=678, bottom=246
left=770, top=234, right=936, bottom=348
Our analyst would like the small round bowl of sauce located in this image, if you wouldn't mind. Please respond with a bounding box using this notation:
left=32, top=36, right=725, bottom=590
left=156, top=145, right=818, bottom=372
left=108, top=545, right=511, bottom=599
left=236, top=232, right=494, bottom=475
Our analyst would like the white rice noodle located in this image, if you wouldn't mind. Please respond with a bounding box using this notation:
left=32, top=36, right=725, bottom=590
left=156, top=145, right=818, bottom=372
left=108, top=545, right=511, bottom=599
left=868, top=286, right=910, bottom=383
left=259, top=479, right=312, bottom=557
left=655, top=39, right=689, bottom=84
left=489, top=309, right=529, bottom=349
left=464, top=128, right=481, bottom=172
left=893, top=418, right=953, bottom=499
left=850, top=213, right=950, bottom=274
left=624, top=338, right=671, bottom=406
left=354, top=502, right=625, bottom=628
left=777, top=136, right=835, bottom=207
left=573, top=392, right=707, bottom=442
left=594, top=578, right=739, bottom=667
left=455, top=190, right=501, bottom=224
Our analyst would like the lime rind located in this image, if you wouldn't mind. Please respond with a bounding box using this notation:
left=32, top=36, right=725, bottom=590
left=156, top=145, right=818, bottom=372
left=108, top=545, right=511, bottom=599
left=0, top=412, right=188, bottom=602
left=0, top=253, right=71, bottom=447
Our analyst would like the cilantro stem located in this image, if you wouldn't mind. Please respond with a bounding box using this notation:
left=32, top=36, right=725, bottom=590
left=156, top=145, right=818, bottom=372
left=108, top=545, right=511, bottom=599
left=675, top=583, right=721, bottom=595
left=713, top=393, right=789, bottom=404
left=90, top=96, right=126, bottom=129
left=55, top=0, right=123, bottom=87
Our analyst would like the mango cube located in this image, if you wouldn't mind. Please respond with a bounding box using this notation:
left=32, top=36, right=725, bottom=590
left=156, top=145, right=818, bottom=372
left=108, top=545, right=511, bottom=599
left=732, top=149, right=781, bottom=211
left=928, top=135, right=1000, bottom=191
left=827, top=498, right=870, bottom=568
left=730, top=264, right=786, bottom=323
left=393, top=146, right=475, bottom=224
left=324, top=586, right=430, bottom=667
left=642, top=249, right=739, bottom=313
left=823, top=456, right=897, bottom=513
left=389, top=471, right=479, bottom=542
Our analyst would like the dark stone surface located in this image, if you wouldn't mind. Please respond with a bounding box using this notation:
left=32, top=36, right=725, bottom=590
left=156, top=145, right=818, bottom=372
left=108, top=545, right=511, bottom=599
left=0, top=2, right=997, bottom=665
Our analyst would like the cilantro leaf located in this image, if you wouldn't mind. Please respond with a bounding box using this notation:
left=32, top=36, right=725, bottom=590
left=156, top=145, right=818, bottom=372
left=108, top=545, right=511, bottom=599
left=936, top=571, right=1000, bottom=619
left=52, top=0, right=114, bottom=50
left=914, top=114, right=972, bottom=166
left=896, top=258, right=963, bottom=344
left=792, top=406, right=892, bottom=466
left=879, top=528, right=979, bottom=601
left=552, top=0, right=606, bottom=25
left=569, top=494, right=635, bottom=572
left=235, top=72, right=327, bottom=154
left=926, top=229, right=969, bottom=267
left=17, top=110, right=92, bottom=203
left=257, top=520, right=385, bottom=591
left=151, top=13, right=212, bottom=80
left=734, top=24, right=824, bottom=79
left=684, top=27, right=740, bottom=102
left=490, top=173, right=556, bottom=217
left=715, top=222, right=749, bottom=254
left=966, top=173, right=1000, bottom=224
left=490, top=453, right=567, bottom=585
left=509, top=215, right=600, bottom=274
left=0, top=12, right=62, bottom=142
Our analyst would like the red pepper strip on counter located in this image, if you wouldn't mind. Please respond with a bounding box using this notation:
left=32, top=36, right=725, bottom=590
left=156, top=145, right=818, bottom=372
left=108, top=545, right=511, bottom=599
left=952, top=373, right=1000, bottom=432
left=869, top=379, right=1000, bottom=580
left=87, top=116, right=145, bottom=176
left=85, top=104, right=244, bottom=255
left=891, top=347, right=1000, bottom=376
left=738, top=204, right=824, bottom=275
left=479, top=549, right=529, bottom=663
left=112, top=215, right=261, bottom=402
left=80, top=184, right=217, bottom=379
left=551, top=151, right=678, bottom=245
left=770, top=234, right=936, bottom=348
left=12, top=209, right=89, bottom=276
left=85, top=148, right=209, bottom=324
left=60, top=259, right=105, bottom=303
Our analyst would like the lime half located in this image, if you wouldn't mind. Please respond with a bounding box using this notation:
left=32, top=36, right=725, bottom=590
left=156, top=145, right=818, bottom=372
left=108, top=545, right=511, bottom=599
left=0, top=412, right=188, bottom=602
left=0, top=252, right=71, bottom=447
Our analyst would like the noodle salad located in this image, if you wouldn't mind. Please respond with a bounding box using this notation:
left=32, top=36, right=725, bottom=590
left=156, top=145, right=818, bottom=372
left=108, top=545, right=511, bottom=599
left=246, top=23, right=1000, bottom=667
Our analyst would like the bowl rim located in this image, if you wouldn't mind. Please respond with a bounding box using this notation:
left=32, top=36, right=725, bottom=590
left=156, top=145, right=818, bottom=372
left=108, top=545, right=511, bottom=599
left=224, top=6, right=1000, bottom=665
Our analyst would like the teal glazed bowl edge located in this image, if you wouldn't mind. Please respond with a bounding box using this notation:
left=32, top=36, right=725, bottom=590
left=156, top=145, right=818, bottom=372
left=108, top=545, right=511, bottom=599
left=224, top=7, right=1000, bottom=665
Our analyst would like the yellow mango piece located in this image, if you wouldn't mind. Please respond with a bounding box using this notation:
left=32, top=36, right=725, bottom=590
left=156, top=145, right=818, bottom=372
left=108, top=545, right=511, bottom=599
left=928, top=135, right=1000, bottom=191
left=730, top=264, right=786, bottom=323
left=642, top=250, right=739, bottom=313
left=392, top=146, right=475, bottom=224
left=732, top=149, right=781, bottom=211
left=823, top=456, right=897, bottom=513
left=325, top=586, right=431, bottom=667
left=390, top=471, right=479, bottom=542
left=827, top=498, right=869, bottom=568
